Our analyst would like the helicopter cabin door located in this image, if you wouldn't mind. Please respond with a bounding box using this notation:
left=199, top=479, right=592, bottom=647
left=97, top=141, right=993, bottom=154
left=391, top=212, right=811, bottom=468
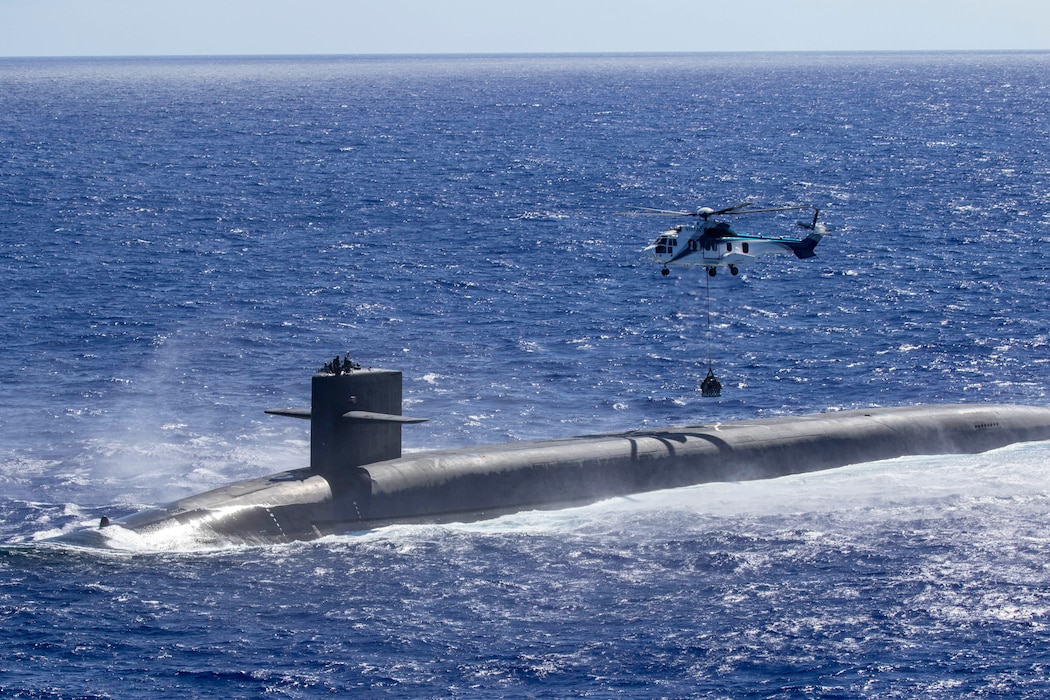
left=701, top=239, right=721, bottom=264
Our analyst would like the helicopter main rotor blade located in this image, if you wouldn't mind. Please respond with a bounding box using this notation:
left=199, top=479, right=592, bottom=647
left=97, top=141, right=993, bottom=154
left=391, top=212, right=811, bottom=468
left=621, top=203, right=818, bottom=218
left=709, top=201, right=755, bottom=216
left=619, top=206, right=698, bottom=217
left=722, top=205, right=813, bottom=216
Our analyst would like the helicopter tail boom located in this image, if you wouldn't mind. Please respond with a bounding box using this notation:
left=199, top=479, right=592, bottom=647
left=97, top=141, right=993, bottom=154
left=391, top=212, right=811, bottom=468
left=787, top=227, right=825, bottom=259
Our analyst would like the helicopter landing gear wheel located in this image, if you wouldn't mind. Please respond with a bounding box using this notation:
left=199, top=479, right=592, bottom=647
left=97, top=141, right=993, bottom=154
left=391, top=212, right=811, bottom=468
left=729, top=265, right=739, bottom=276
left=707, top=267, right=716, bottom=277
left=661, top=268, right=670, bottom=276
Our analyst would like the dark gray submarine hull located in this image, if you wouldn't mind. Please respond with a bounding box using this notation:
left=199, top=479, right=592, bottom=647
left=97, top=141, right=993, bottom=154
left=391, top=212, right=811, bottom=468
left=78, top=401, right=1050, bottom=547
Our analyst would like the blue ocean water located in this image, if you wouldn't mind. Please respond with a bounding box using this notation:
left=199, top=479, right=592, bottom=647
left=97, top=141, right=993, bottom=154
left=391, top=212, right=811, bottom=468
left=1, top=52, right=1049, bottom=697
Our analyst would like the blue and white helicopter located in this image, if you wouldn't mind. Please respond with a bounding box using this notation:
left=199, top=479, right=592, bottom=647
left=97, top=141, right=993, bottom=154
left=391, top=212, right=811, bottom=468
left=633, top=202, right=826, bottom=276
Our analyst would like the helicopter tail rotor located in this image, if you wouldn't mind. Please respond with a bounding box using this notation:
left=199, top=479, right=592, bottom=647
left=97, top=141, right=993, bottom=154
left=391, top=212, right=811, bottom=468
left=796, top=207, right=821, bottom=230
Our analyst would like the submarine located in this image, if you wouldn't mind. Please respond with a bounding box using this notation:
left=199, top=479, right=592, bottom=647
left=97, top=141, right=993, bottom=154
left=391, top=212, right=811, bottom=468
left=57, top=359, right=1050, bottom=547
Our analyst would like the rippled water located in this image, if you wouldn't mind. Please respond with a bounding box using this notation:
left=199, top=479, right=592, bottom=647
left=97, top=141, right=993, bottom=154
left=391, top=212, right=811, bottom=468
left=2, top=52, right=1049, bottom=697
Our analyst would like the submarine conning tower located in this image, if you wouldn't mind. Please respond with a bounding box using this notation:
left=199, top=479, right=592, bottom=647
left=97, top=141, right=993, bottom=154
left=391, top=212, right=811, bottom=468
left=312, top=368, right=403, bottom=473
left=266, top=365, right=426, bottom=476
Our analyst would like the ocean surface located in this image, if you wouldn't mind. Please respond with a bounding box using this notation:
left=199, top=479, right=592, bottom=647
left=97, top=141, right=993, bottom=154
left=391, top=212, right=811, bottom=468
left=2, top=52, right=1049, bottom=697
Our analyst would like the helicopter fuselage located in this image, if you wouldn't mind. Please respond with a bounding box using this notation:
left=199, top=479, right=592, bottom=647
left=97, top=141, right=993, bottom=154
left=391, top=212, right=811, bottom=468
left=644, top=220, right=825, bottom=276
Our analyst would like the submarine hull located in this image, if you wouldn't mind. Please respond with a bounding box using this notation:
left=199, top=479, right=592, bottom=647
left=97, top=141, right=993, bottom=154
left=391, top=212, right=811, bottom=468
left=79, top=403, right=1050, bottom=546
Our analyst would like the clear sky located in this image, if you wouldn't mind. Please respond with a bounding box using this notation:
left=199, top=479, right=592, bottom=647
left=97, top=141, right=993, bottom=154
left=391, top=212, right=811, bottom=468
left=1, top=0, right=1048, bottom=57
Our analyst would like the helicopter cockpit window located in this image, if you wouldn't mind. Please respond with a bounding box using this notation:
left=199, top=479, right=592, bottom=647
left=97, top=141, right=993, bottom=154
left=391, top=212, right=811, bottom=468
left=655, top=235, right=676, bottom=255
left=742, top=242, right=749, bottom=254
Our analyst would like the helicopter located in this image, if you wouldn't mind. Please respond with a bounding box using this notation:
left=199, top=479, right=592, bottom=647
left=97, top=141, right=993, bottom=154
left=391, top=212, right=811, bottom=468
left=632, top=202, right=826, bottom=276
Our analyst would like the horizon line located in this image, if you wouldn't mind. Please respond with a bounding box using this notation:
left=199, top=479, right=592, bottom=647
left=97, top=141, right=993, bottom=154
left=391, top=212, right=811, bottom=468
left=3, top=48, right=1049, bottom=61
